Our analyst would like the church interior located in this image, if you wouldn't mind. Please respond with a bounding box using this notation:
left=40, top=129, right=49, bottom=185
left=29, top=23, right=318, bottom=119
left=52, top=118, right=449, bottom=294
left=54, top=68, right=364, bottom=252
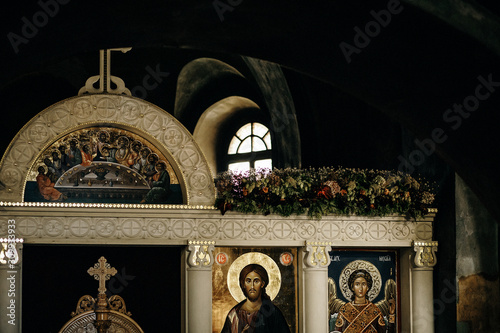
left=1, top=1, right=499, bottom=332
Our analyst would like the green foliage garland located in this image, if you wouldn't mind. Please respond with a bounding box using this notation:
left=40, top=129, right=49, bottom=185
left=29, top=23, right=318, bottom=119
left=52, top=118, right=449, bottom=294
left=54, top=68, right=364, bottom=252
left=214, top=167, right=435, bottom=219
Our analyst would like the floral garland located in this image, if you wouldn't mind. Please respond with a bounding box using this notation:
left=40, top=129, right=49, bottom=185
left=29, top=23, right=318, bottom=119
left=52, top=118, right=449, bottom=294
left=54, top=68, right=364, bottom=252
left=214, top=167, right=435, bottom=219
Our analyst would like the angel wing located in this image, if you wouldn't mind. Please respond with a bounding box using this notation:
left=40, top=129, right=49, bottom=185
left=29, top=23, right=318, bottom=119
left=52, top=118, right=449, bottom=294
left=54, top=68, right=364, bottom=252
left=375, top=278, right=397, bottom=318
left=328, top=277, right=346, bottom=315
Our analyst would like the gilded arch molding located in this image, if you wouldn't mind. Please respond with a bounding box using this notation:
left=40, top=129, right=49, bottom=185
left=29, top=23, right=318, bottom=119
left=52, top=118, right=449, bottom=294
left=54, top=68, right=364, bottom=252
left=0, top=94, right=215, bottom=206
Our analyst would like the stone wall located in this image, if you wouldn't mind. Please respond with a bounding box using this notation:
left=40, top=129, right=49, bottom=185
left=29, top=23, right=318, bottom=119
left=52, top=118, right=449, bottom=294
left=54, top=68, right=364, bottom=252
left=456, top=175, right=500, bottom=332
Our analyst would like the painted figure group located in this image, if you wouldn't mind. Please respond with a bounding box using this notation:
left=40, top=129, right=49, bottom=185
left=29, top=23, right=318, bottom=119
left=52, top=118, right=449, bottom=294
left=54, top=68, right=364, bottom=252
left=39, top=131, right=171, bottom=180
left=35, top=130, right=172, bottom=203
left=92, top=130, right=170, bottom=182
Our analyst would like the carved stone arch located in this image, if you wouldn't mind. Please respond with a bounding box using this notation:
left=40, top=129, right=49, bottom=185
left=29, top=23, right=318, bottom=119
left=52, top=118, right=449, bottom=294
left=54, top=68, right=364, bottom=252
left=174, top=57, right=252, bottom=131
left=242, top=56, right=301, bottom=169
left=193, top=96, right=262, bottom=176
left=0, top=94, right=215, bottom=206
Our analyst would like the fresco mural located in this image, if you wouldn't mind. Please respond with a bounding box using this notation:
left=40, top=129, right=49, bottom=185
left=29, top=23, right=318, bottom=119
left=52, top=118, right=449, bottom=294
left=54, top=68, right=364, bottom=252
left=212, top=248, right=297, bottom=333
left=328, top=250, right=398, bottom=333
left=24, top=126, right=183, bottom=204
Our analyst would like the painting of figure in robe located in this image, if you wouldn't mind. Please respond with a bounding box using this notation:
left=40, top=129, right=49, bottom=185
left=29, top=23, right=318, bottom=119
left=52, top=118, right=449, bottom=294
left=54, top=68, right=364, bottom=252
left=328, top=250, right=398, bottom=333
left=24, top=126, right=183, bottom=204
left=212, top=248, right=297, bottom=333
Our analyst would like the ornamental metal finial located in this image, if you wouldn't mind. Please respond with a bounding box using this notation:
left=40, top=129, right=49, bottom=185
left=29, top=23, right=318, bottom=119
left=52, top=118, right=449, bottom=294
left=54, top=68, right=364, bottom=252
left=79, top=48, right=132, bottom=95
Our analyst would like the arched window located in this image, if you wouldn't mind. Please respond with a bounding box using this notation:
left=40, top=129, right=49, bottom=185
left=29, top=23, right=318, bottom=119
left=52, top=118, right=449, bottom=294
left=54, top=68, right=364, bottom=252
left=227, top=122, right=272, bottom=172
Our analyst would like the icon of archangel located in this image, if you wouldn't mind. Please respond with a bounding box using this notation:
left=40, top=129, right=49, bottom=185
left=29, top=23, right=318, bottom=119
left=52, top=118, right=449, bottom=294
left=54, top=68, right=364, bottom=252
left=329, top=260, right=396, bottom=333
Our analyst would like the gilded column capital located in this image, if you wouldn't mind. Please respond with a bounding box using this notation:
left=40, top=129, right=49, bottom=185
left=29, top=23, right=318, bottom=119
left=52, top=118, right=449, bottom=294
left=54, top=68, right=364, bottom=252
left=0, top=238, right=23, bottom=267
left=303, top=241, right=332, bottom=269
left=187, top=240, right=215, bottom=269
left=412, top=241, right=438, bottom=268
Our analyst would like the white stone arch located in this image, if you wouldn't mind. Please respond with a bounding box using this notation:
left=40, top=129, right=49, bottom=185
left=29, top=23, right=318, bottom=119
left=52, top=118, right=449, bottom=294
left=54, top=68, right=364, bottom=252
left=0, top=94, right=215, bottom=206
left=193, top=96, right=261, bottom=176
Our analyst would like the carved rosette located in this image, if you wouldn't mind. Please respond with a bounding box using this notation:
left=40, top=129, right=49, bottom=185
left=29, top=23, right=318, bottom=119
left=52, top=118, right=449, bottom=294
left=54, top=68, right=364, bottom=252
left=303, top=241, right=332, bottom=269
left=0, top=94, right=215, bottom=205
left=413, top=241, right=438, bottom=267
left=187, top=240, right=215, bottom=269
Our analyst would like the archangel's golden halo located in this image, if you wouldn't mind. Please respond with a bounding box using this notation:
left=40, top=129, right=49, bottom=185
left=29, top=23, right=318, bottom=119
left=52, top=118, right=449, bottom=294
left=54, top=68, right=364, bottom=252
left=339, top=260, right=382, bottom=301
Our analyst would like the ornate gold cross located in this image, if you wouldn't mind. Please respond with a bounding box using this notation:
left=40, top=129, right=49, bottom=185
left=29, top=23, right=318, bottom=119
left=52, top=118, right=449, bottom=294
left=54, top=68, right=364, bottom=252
left=87, top=256, right=118, bottom=295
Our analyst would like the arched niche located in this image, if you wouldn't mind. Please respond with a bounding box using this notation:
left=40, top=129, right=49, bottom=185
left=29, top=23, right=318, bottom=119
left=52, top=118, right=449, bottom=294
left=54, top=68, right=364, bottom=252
left=174, top=57, right=253, bottom=132
left=193, top=96, right=261, bottom=176
left=0, top=94, right=215, bottom=206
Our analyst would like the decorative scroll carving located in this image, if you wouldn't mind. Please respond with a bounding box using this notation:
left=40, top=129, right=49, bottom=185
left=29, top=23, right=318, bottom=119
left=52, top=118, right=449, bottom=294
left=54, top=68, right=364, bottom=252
left=304, top=241, right=332, bottom=268
left=71, top=295, right=131, bottom=317
left=72, top=295, right=96, bottom=316
left=187, top=240, right=215, bottom=269
left=108, top=295, right=131, bottom=317
left=413, top=241, right=438, bottom=267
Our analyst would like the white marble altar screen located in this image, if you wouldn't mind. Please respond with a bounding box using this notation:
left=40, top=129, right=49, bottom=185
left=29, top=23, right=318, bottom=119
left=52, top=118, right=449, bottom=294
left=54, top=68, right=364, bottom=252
left=0, top=91, right=437, bottom=333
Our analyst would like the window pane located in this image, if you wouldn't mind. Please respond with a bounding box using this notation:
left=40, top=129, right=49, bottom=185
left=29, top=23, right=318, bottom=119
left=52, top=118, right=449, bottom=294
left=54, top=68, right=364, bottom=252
left=228, top=162, right=250, bottom=173
left=228, top=136, right=240, bottom=154
left=252, top=137, right=267, bottom=152
left=263, top=132, right=272, bottom=149
left=227, top=122, right=273, bottom=172
left=235, top=123, right=252, bottom=139
left=238, top=137, right=252, bottom=153
left=252, top=123, right=269, bottom=137
left=255, top=159, right=272, bottom=170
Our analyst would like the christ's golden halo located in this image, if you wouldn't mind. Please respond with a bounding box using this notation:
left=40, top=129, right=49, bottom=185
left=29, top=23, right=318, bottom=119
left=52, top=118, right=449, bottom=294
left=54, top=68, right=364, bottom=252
left=227, top=252, right=281, bottom=302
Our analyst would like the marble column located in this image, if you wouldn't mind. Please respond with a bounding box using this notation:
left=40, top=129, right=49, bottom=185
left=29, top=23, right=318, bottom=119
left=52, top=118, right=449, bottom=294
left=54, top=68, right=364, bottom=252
left=0, top=238, right=23, bottom=333
left=183, top=240, right=215, bottom=333
left=299, top=241, right=332, bottom=333
left=411, top=241, right=438, bottom=333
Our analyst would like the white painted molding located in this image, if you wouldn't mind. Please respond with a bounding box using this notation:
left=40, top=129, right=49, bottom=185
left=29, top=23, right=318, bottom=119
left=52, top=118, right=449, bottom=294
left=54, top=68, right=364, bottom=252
left=0, top=207, right=434, bottom=247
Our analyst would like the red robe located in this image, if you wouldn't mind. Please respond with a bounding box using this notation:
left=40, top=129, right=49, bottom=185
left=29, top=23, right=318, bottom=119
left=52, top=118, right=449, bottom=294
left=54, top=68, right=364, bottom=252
left=36, top=173, right=63, bottom=201
left=335, top=301, right=390, bottom=333
left=81, top=150, right=93, bottom=166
